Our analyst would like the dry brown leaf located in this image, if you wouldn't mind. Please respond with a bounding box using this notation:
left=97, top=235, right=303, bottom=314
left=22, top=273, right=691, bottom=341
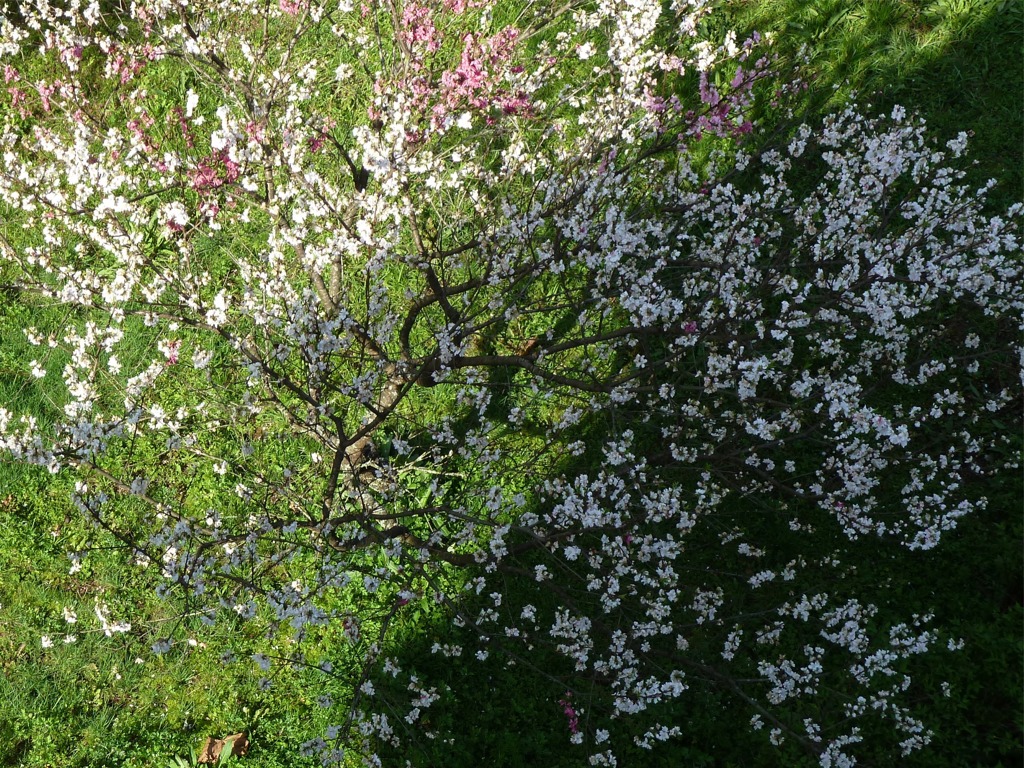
left=197, top=732, right=249, bottom=763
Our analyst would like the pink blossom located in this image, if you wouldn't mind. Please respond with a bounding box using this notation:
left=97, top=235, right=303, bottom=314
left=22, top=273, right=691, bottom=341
left=245, top=121, right=266, bottom=143
left=493, top=92, right=530, bottom=116
left=37, top=83, right=56, bottom=113
left=191, top=163, right=219, bottom=190
left=558, top=693, right=579, bottom=734
left=400, top=4, right=441, bottom=54
left=190, top=150, right=241, bottom=191
left=165, top=340, right=180, bottom=365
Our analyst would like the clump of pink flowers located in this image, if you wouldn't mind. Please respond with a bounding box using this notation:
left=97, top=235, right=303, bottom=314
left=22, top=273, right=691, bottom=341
left=190, top=149, right=241, bottom=191
left=558, top=693, right=580, bottom=735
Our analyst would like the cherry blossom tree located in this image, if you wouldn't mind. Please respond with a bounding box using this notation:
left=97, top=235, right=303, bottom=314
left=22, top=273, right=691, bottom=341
left=0, top=0, right=1020, bottom=765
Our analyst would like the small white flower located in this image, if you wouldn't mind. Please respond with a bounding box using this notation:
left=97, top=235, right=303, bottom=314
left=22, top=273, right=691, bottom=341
left=192, top=348, right=214, bottom=370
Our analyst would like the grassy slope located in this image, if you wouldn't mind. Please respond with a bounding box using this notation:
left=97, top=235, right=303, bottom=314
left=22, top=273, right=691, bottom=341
left=735, top=0, right=1022, bottom=204
left=728, top=3, right=1023, bottom=764
left=379, top=3, right=1023, bottom=767
left=0, top=1, right=1019, bottom=766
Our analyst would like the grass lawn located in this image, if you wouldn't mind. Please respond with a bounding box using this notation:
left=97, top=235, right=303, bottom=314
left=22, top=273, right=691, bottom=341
left=0, top=1, right=1019, bottom=766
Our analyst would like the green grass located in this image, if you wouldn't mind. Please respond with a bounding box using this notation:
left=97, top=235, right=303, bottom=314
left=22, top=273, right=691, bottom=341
left=366, top=3, right=1023, bottom=767
left=0, top=479, right=360, bottom=767
left=725, top=0, right=1023, bottom=205
left=0, top=0, right=1019, bottom=766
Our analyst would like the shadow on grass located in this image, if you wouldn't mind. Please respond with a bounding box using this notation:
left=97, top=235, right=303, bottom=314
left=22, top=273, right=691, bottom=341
left=372, top=4, right=1024, bottom=754
left=731, top=0, right=1022, bottom=205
